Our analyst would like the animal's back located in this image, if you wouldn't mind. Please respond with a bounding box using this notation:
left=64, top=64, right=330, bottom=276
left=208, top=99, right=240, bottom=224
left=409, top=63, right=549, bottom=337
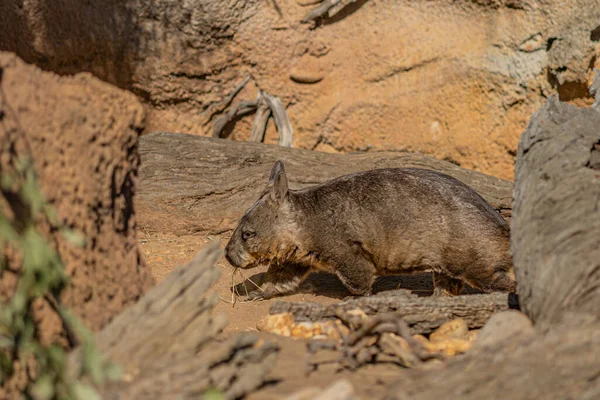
left=292, top=168, right=510, bottom=276
left=225, top=161, right=516, bottom=299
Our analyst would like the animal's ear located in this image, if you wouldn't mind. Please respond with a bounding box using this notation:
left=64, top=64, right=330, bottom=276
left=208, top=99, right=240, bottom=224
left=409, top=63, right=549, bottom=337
left=269, top=160, right=286, bottom=182
left=268, top=160, right=288, bottom=203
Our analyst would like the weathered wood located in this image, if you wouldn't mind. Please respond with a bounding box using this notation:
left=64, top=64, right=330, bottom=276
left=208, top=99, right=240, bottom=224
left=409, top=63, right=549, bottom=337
left=269, top=290, right=516, bottom=334
left=511, top=96, right=600, bottom=325
left=71, top=242, right=279, bottom=399
left=386, top=318, right=600, bottom=400
left=263, top=92, right=294, bottom=147
left=302, top=0, right=360, bottom=24
left=213, top=100, right=258, bottom=139
left=249, top=91, right=271, bottom=142
left=591, top=68, right=599, bottom=111
left=202, top=75, right=251, bottom=127
left=137, top=133, right=513, bottom=237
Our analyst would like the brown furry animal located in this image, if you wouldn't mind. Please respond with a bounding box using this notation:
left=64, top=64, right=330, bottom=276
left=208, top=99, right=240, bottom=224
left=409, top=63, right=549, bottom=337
left=225, top=161, right=515, bottom=300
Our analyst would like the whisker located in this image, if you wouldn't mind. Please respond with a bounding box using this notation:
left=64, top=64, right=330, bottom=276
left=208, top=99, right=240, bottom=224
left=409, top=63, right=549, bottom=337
left=237, top=268, right=264, bottom=292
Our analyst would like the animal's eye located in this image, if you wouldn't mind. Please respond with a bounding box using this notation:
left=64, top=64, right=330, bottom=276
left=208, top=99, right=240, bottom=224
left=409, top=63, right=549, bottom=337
left=242, top=230, right=256, bottom=241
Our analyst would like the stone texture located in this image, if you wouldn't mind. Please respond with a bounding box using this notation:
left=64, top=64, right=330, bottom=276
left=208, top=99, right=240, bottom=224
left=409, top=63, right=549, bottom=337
left=472, top=310, right=533, bottom=349
left=511, top=96, right=600, bottom=325
left=1, top=1, right=599, bottom=179
left=0, top=52, right=153, bottom=335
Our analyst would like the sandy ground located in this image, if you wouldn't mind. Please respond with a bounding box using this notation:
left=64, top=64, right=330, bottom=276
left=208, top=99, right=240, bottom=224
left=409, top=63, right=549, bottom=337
left=138, top=233, right=443, bottom=334
left=138, top=232, right=430, bottom=397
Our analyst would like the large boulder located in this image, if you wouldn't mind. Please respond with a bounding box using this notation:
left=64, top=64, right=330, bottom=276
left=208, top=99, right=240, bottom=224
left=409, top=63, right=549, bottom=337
left=0, top=52, right=153, bottom=335
left=511, top=96, right=600, bottom=324
left=1, top=0, right=599, bottom=180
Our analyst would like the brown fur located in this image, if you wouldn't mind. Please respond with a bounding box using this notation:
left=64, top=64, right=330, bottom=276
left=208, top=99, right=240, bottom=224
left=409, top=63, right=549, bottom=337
left=225, top=161, right=516, bottom=300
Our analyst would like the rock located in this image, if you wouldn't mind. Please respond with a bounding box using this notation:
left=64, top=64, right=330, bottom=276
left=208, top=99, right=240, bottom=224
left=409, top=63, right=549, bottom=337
left=512, top=96, right=600, bottom=324
left=286, top=379, right=358, bottom=400
left=413, top=333, right=473, bottom=357
left=429, top=318, right=469, bottom=342
left=472, top=310, right=533, bottom=350
left=466, top=329, right=480, bottom=342
left=257, top=313, right=348, bottom=340
left=0, top=51, right=153, bottom=399
left=0, top=52, right=153, bottom=332
left=257, top=312, right=295, bottom=336
left=591, top=68, right=600, bottom=110
left=2, top=1, right=599, bottom=179
left=290, top=70, right=324, bottom=84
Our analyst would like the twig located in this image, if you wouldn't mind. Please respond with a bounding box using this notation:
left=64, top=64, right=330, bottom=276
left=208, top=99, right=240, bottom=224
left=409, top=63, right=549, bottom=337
left=249, top=91, right=271, bottom=142
left=202, top=76, right=251, bottom=127
left=213, top=100, right=258, bottom=138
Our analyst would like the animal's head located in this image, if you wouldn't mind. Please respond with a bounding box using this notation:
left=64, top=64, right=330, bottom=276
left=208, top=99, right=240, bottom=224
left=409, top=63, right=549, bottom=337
left=225, top=160, right=296, bottom=269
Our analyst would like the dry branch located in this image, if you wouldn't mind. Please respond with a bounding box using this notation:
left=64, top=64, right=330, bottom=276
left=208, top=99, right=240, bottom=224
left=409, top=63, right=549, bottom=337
left=137, top=134, right=513, bottom=237
left=210, top=84, right=293, bottom=146
left=302, top=0, right=360, bottom=24
left=71, top=242, right=279, bottom=399
left=307, top=312, right=443, bottom=372
left=269, top=290, right=516, bottom=334
left=263, top=92, right=294, bottom=147
left=249, top=91, right=271, bottom=142
left=202, top=75, right=251, bottom=126
left=213, top=100, right=258, bottom=138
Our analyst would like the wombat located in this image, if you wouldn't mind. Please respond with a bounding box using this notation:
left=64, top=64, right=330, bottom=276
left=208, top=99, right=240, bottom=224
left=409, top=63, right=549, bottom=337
left=225, top=161, right=516, bottom=300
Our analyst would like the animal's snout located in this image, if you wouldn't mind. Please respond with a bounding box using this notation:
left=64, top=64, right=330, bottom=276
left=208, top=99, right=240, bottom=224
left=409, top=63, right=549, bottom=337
left=224, top=246, right=234, bottom=266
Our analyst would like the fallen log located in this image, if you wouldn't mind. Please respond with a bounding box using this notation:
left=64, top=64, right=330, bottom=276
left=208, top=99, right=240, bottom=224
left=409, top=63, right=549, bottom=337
left=137, top=133, right=513, bottom=237
left=511, top=96, right=600, bottom=325
left=269, top=290, right=517, bottom=334
left=70, top=242, right=279, bottom=399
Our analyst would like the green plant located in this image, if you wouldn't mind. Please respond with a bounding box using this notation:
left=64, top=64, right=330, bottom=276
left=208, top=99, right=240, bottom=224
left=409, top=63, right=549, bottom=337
left=0, top=156, right=120, bottom=399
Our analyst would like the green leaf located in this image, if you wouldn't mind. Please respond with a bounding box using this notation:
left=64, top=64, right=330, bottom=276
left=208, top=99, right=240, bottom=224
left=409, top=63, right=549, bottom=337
left=103, top=361, right=123, bottom=382
left=203, top=388, right=226, bottom=400
left=30, top=374, right=55, bottom=400
left=71, top=382, right=102, bottom=400
left=61, top=229, right=86, bottom=248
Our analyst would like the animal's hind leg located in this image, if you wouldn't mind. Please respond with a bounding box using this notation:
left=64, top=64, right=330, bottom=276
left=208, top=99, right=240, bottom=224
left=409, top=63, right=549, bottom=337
left=432, top=272, right=464, bottom=296
left=235, top=263, right=311, bottom=300
left=332, top=243, right=376, bottom=296
left=465, top=266, right=516, bottom=293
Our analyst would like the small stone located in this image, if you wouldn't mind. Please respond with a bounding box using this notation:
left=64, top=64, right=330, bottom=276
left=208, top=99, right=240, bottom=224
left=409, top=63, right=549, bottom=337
left=256, top=312, right=294, bottom=336
left=290, top=70, right=324, bottom=84
left=427, top=338, right=472, bottom=356
left=412, top=334, right=430, bottom=347
left=429, top=318, right=469, bottom=342
left=467, top=329, right=480, bottom=342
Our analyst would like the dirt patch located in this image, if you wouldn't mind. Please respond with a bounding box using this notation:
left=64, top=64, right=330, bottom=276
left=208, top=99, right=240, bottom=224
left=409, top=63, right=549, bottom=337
left=0, top=52, right=153, bottom=335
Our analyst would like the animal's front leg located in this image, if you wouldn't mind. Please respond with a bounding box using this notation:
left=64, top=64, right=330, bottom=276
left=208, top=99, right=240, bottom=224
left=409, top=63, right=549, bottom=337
left=432, top=272, right=464, bottom=296
left=239, top=263, right=311, bottom=301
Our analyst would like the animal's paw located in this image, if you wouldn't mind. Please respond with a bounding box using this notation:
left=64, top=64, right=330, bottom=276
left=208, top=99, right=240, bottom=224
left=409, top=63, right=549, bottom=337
left=242, top=290, right=267, bottom=302
left=231, top=285, right=267, bottom=301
